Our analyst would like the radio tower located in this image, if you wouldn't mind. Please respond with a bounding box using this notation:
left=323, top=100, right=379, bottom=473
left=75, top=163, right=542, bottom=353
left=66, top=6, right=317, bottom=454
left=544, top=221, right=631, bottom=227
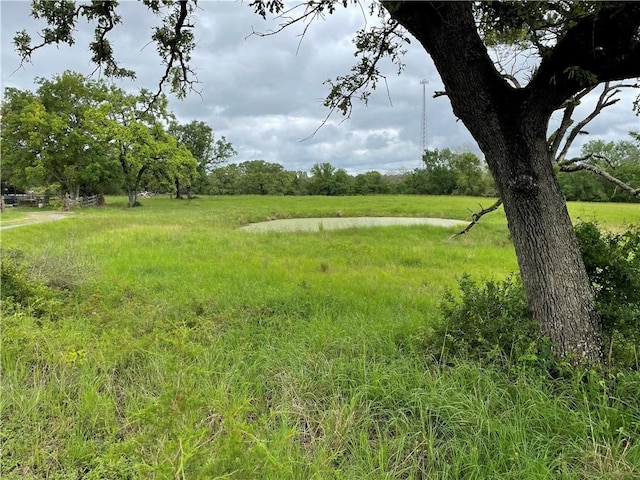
left=420, top=79, right=429, bottom=157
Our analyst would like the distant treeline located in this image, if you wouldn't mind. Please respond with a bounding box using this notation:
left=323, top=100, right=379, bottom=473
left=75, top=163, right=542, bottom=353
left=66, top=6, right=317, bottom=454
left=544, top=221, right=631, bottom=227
left=2, top=69, right=637, bottom=204
left=205, top=149, right=496, bottom=197
left=200, top=140, right=640, bottom=203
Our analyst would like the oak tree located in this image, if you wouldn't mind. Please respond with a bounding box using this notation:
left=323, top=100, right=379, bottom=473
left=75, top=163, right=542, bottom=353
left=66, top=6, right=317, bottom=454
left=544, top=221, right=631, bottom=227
left=168, top=120, right=236, bottom=197
left=87, top=88, right=196, bottom=207
left=377, top=2, right=639, bottom=363
left=0, top=72, right=119, bottom=197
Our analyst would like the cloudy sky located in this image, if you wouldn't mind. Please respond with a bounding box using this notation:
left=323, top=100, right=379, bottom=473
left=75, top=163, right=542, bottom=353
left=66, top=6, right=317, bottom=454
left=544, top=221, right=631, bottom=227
left=2, top=1, right=638, bottom=174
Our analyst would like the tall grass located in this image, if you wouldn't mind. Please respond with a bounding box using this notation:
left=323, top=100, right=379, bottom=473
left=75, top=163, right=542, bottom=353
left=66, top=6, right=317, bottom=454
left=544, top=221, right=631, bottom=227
left=1, top=195, right=639, bottom=479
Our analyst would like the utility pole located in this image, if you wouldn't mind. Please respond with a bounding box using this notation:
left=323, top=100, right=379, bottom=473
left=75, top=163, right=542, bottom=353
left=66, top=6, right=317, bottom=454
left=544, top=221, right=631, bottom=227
left=420, top=79, right=429, bottom=159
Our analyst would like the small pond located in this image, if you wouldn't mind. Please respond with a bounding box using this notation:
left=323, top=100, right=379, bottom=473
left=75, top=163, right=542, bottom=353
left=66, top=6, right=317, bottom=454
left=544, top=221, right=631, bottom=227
left=239, top=217, right=467, bottom=233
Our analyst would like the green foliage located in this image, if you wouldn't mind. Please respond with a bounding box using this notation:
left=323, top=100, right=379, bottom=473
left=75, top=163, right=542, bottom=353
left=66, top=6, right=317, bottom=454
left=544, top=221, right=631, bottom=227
left=14, top=0, right=174, bottom=86
left=208, top=163, right=244, bottom=194
left=451, top=151, right=492, bottom=196
left=417, top=149, right=459, bottom=194
left=321, top=5, right=409, bottom=117
left=400, top=148, right=495, bottom=196
left=168, top=120, right=236, bottom=195
left=558, top=169, right=611, bottom=202
left=433, top=275, right=545, bottom=366
left=0, top=249, right=57, bottom=318
left=86, top=87, right=197, bottom=207
left=238, top=160, right=294, bottom=195
left=193, top=144, right=640, bottom=202
left=435, top=222, right=640, bottom=368
left=353, top=170, right=390, bottom=194
left=0, top=72, right=120, bottom=197
left=575, top=222, right=640, bottom=363
left=0, top=72, right=206, bottom=204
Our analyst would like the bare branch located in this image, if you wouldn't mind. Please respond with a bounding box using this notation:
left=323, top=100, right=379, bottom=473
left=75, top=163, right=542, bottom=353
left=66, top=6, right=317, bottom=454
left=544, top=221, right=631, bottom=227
left=248, top=2, right=327, bottom=40
left=502, top=73, right=521, bottom=89
left=450, top=198, right=503, bottom=239
left=559, top=158, right=640, bottom=198
left=554, top=82, right=639, bottom=162
left=547, top=85, right=596, bottom=159
left=299, top=109, right=350, bottom=142
left=249, top=1, right=404, bottom=140
left=488, top=43, right=541, bottom=89
left=556, top=152, right=605, bottom=167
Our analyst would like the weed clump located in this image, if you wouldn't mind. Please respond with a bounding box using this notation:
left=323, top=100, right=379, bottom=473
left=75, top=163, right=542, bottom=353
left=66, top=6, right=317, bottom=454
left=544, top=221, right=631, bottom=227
left=1, top=249, right=57, bottom=317
left=1, top=246, right=90, bottom=318
left=433, top=274, right=549, bottom=367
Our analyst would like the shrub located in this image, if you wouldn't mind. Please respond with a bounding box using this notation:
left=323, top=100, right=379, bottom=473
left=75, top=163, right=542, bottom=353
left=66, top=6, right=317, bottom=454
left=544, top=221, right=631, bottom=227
left=434, top=222, right=640, bottom=369
left=432, top=274, right=547, bottom=367
left=575, top=222, right=640, bottom=365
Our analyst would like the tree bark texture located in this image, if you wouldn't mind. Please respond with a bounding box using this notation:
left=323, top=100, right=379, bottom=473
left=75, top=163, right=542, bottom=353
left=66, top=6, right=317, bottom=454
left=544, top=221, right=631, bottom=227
left=383, top=1, right=632, bottom=362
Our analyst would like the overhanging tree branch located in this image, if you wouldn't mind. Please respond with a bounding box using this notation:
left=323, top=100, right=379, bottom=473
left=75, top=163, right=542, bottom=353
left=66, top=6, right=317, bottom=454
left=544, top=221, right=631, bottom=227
left=455, top=81, right=639, bottom=238
left=13, top=0, right=200, bottom=108
left=147, top=0, right=199, bottom=107
left=250, top=1, right=408, bottom=139
left=298, top=20, right=405, bottom=140
left=14, top=1, right=136, bottom=79
left=558, top=153, right=640, bottom=198
left=530, top=2, right=640, bottom=110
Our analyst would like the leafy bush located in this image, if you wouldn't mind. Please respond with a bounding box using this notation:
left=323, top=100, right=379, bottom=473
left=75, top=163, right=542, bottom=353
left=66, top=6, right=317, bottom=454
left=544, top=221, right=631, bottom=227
left=434, top=222, right=640, bottom=368
left=433, top=275, right=546, bottom=366
left=575, top=222, right=640, bottom=364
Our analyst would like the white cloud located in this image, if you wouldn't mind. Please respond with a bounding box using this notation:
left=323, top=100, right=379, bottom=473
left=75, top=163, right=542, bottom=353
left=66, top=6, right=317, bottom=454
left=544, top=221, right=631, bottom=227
left=2, top=1, right=638, bottom=175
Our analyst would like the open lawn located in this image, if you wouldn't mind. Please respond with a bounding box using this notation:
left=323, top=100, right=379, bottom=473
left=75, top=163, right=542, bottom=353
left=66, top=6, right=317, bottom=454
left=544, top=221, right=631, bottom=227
left=1, top=195, right=639, bottom=479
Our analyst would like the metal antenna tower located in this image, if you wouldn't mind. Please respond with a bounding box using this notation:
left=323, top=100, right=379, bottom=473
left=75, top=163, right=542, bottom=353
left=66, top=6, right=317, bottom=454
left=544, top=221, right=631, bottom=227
left=420, top=79, right=429, bottom=156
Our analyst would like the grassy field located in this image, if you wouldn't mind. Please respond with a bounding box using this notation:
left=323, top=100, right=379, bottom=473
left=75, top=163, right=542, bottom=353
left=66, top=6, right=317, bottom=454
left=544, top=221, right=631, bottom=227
left=1, top=195, right=639, bottom=479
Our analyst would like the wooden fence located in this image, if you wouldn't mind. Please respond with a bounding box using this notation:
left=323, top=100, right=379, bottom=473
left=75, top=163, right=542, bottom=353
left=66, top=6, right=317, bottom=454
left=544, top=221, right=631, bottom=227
left=79, top=194, right=101, bottom=208
left=64, top=194, right=103, bottom=210
left=3, top=193, right=104, bottom=210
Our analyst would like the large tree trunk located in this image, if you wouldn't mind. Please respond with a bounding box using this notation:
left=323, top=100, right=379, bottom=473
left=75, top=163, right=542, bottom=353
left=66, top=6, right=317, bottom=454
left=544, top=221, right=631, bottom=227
left=127, top=189, right=137, bottom=208
left=387, top=1, right=605, bottom=363
left=485, top=127, right=603, bottom=363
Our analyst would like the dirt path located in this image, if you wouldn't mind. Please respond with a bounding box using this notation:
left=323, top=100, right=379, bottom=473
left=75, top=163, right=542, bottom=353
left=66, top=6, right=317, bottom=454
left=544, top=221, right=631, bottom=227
left=0, top=212, right=72, bottom=230
left=239, top=217, right=468, bottom=233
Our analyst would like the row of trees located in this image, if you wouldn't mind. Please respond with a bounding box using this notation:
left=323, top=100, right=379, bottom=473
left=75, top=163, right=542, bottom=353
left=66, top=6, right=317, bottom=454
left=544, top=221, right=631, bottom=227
left=3, top=73, right=638, bottom=203
left=0, top=73, right=498, bottom=201
left=205, top=149, right=496, bottom=196
left=1, top=72, right=235, bottom=207
left=206, top=143, right=639, bottom=202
